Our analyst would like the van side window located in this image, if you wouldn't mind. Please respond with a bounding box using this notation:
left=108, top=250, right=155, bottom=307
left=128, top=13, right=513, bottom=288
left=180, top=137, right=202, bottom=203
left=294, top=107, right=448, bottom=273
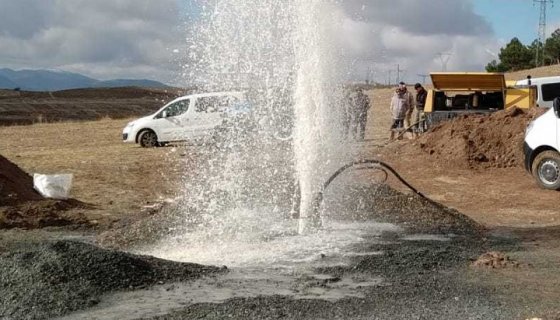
left=541, top=83, right=560, bottom=102
left=195, top=96, right=239, bottom=113
left=163, top=100, right=189, bottom=117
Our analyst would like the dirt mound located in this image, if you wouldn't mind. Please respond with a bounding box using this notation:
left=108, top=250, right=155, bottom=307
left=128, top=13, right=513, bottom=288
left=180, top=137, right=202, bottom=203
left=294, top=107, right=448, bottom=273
left=0, top=240, right=224, bottom=320
left=0, top=155, right=89, bottom=229
left=416, top=108, right=546, bottom=169
left=0, top=155, right=43, bottom=205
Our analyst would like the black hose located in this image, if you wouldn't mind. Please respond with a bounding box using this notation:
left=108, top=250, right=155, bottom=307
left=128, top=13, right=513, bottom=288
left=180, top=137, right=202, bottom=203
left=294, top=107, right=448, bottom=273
left=295, top=159, right=439, bottom=221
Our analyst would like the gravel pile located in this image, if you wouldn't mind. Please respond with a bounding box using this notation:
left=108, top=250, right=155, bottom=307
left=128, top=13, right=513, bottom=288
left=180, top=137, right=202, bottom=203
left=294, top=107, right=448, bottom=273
left=324, top=183, right=483, bottom=236
left=0, top=240, right=224, bottom=320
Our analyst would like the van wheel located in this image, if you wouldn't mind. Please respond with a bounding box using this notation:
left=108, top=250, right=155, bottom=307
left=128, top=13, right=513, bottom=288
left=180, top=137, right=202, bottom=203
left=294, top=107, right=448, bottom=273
left=138, top=130, right=159, bottom=148
left=532, top=150, right=560, bottom=190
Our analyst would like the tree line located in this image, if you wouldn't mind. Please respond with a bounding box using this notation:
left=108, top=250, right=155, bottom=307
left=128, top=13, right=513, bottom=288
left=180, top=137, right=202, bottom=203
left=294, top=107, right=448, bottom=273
left=486, top=28, right=560, bottom=72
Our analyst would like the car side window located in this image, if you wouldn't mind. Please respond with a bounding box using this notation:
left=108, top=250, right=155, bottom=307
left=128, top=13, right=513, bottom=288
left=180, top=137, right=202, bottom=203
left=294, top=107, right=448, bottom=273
left=542, top=83, right=560, bottom=102
left=195, top=96, right=239, bottom=113
left=163, top=100, right=189, bottom=118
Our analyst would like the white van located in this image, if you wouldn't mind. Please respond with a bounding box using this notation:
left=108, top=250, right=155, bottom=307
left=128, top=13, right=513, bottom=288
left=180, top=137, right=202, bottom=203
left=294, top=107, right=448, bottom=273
left=516, top=76, right=560, bottom=108
left=524, top=97, right=560, bottom=190
left=122, top=91, right=244, bottom=147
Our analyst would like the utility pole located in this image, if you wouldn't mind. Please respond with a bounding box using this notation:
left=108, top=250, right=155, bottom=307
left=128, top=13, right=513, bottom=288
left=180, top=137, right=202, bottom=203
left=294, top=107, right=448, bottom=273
left=436, top=52, right=453, bottom=72
left=396, top=64, right=406, bottom=84
left=534, top=0, right=553, bottom=66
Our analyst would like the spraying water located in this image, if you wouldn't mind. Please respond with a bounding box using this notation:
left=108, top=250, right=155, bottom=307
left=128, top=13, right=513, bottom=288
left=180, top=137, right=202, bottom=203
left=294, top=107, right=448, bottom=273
left=185, top=0, right=349, bottom=229
left=141, top=0, right=373, bottom=267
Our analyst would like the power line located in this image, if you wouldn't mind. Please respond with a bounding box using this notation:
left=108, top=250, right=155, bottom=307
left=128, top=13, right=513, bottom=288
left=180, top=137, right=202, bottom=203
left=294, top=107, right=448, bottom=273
left=396, top=64, right=406, bottom=84
left=534, top=0, right=554, bottom=66
left=436, top=52, right=453, bottom=72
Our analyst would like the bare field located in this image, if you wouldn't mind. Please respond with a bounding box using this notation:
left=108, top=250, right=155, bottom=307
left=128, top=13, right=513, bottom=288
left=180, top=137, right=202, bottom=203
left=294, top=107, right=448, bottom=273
left=0, top=118, right=185, bottom=225
left=1, top=87, right=558, bottom=229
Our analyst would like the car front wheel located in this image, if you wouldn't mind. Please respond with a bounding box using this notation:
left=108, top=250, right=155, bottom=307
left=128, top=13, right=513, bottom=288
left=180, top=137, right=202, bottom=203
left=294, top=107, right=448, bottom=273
left=138, top=130, right=159, bottom=148
left=531, top=150, right=560, bottom=190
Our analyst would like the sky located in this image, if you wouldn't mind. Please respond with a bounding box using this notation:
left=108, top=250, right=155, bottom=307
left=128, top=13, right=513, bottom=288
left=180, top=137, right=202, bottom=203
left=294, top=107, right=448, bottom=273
left=0, top=0, right=558, bottom=85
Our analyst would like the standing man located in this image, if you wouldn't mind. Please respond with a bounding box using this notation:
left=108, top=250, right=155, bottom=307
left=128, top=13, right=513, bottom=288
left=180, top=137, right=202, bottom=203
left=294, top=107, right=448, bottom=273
left=413, top=83, right=428, bottom=137
left=389, top=86, right=411, bottom=140
left=399, top=82, right=415, bottom=136
left=355, top=88, right=371, bottom=140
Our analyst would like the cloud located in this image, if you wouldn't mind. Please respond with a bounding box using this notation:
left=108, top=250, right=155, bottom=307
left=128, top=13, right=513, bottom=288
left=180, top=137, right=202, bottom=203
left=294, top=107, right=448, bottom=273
left=336, top=0, right=501, bottom=84
left=0, top=0, right=183, bottom=83
left=0, top=0, right=502, bottom=85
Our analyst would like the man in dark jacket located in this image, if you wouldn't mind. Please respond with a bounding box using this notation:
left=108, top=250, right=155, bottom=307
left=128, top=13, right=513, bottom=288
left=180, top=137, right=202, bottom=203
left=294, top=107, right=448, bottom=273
left=413, top=83, right=427, bottom=137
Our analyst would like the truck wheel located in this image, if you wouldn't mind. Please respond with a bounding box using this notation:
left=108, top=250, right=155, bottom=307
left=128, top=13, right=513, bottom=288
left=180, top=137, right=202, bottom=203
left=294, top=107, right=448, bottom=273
left=138, top=130, right=159, bottom=148
left=531, top=150, right=560, bottom=190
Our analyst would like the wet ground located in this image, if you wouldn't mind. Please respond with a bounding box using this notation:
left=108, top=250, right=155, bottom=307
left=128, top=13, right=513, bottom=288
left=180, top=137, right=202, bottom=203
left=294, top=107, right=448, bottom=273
left=2, top=181, right=559, bottom=320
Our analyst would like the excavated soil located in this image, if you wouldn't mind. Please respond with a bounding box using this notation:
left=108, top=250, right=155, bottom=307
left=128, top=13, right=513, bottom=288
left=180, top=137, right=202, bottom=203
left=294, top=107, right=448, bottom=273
left=0, top=155, right=43, bottom=205
left=0, top=155, right=89, bottom=229
left=0, top=240, right=224, bottom=320
left=413, top=108, right=546, bottom=169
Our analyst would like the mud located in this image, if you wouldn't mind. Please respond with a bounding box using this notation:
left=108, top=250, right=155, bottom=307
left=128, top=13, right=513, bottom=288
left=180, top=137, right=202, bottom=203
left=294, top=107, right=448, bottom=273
left=0, top=240, right=224, bottom=320
left=141, top=238, right=512, bottom=320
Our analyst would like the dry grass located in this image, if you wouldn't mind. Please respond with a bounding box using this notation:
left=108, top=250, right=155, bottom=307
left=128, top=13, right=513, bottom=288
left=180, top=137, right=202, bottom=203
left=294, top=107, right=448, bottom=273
left=365, top=88, right=395, bottom=145
left=0, top=118, right=186, bottom=223
left=506, top=64, right=560, bottom=81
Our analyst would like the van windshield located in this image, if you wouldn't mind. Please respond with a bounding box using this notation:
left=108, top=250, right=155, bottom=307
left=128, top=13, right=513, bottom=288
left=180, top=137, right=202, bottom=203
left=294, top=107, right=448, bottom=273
left=542, top=83, right=560, bottom=102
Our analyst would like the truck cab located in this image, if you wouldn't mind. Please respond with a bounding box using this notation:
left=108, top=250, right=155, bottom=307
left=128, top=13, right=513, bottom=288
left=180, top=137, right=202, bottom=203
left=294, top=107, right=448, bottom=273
left=524, top=97, right=560, bottom=190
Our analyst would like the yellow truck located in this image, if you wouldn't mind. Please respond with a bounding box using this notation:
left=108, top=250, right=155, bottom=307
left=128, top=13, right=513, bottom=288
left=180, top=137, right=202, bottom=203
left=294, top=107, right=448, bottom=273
left=423, top=72, right=536, bottom=127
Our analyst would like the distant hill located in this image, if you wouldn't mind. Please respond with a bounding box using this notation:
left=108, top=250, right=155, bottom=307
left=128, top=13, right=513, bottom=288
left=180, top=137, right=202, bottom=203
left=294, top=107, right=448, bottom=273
left=0, top=68, right=169, bottom=91
left=0, top=74, right=18, bottom=89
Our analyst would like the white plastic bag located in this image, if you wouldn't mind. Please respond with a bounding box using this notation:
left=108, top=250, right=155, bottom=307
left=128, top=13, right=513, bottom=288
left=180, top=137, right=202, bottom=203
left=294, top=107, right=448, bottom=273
left=33, top=174, right=73, bottom=199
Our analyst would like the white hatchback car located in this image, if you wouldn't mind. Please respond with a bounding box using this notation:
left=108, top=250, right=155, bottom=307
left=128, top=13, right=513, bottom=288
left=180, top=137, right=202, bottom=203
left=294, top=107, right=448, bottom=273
left=123, top=91, right=244, bottom=147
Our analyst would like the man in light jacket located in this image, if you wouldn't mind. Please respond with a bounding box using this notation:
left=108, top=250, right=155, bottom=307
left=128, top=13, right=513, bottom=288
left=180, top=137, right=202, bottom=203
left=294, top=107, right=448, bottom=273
left=398, top=82, right=415, bottom=135
left=390, top=86, right=411, bottom=140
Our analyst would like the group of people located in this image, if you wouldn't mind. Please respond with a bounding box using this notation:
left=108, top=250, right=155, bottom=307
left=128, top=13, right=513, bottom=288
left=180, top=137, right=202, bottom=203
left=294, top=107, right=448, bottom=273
left=341, top=82, right=427, bottom=141
left=389, top=82, right=427, bottom=140
left=344, top=87, right=371, bottom=140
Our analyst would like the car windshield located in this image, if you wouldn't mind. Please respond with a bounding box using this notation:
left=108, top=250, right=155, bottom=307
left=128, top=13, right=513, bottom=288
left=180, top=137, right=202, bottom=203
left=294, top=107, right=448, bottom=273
left=163, top=99, right=189, bottom=117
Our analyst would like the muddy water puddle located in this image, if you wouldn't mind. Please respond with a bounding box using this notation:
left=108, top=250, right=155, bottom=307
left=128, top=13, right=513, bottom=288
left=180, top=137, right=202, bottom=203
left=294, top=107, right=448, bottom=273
left=57, top=218, right=455, bottom=320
